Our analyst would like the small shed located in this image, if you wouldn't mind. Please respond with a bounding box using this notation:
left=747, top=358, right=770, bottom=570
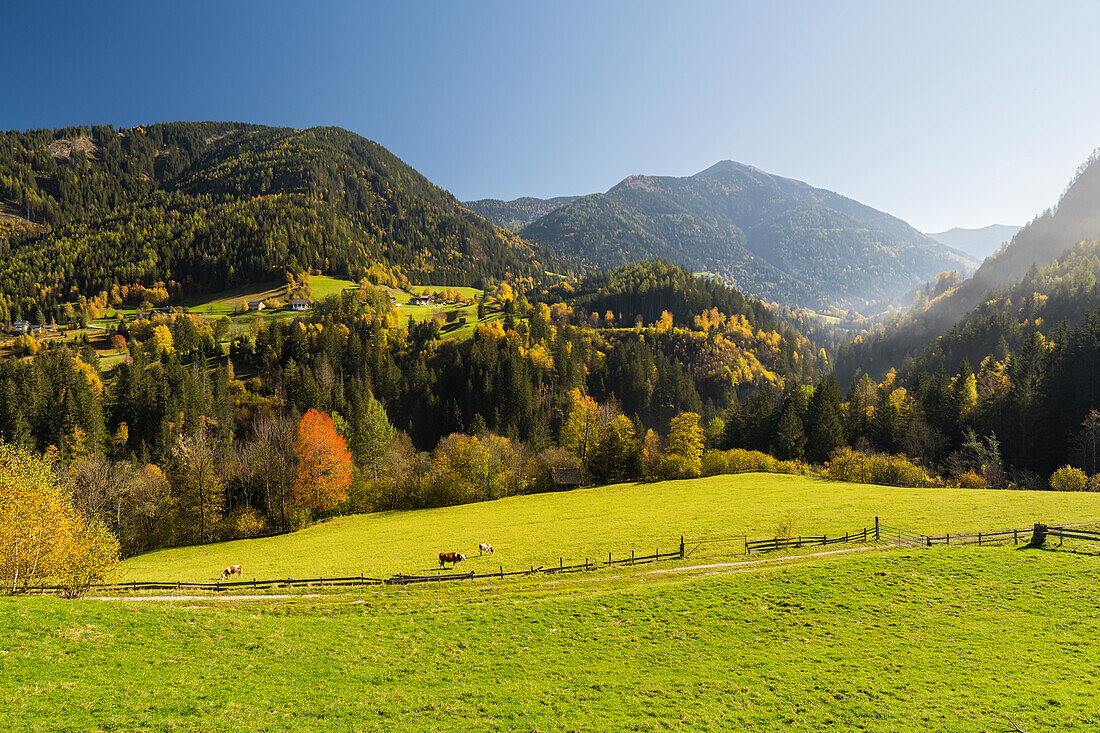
left=247, top=301, right=265, bottom=312
left=551, top=467, right=583, bottom=489
left=290, top=298, right=311, bottom=311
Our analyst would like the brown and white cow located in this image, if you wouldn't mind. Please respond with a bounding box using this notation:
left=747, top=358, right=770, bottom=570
left=220, top=564, right=243, bottom=581
left=439, top=552, right=466, bottom=568
left=479, top=543, right=494, bottom=555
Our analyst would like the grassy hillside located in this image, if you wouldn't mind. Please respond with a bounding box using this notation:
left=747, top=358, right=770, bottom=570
left=121, top=472, right=1100, bottom=582
left=6, top=546, right=1100, bottom=731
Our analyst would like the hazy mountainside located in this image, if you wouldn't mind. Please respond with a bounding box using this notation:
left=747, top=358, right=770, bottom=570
left=839, top=239, right=1100, bottom=381
left=515, top=161, right=976, bottom=309
left=926, top=224, right=1020, bottom=261
left=0, top=123, right=557, bottom=318
left=837, top=151, right=1100, bottom=383
left=464, top=195, right=579, bottom=231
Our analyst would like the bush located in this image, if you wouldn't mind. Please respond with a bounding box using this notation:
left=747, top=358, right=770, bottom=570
left=823, top=448, right=939, bottom=488
left=657, top=454, right=699, bottom=481
left=955, top=471, right=988, bottom=490
left=700, top=450, right=729, bottom=477
left=221, top=507, right=269, bottom=540
left=1050, top=465, right=1089, bottom=492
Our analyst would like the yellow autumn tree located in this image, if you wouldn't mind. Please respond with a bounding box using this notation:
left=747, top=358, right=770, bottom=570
left=0, top=442, right=120, bottom=596
left=662, top=412, right=705, bottom=478
left=560, top=389, right=614, bottom=466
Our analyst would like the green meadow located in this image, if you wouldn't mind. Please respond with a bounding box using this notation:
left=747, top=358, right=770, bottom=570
left=4, top=545, right=1099, bottom=731
left=121, top=473, right=1100, bottom=583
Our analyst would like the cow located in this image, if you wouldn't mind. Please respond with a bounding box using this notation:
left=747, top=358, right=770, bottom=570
left=479, top=543, right=494, bottom=555
left=220, top=564, right=243, bottom=581
left=439, top=552, right=466, bottom=568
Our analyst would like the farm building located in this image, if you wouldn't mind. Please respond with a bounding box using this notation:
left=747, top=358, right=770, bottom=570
left=8, top=321, right=29, bottom=335
left=290, top=298, right=311, bottom=311
left=247, top=301, right=266, bottom=312
left=551, top=467, right=584, bottom=489
left=409, top=295, right=433, bottom=306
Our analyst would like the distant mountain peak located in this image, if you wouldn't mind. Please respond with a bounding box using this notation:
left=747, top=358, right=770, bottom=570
left=512, top=161, right=976, bottom=309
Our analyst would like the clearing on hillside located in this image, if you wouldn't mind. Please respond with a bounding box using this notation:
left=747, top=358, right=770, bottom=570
left=121, top=472, right=1100, bottom=582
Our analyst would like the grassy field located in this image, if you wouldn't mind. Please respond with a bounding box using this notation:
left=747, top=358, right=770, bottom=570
left=121, top=472, right=1100, bottom=583
left=4, top=545, right=1100, bottom=731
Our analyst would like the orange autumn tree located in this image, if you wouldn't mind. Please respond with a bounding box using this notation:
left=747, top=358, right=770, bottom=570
left=290, top=409, right=353, bottom=517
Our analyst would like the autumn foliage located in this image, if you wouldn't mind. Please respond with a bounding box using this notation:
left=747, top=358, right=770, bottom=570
left=291, top=410, right=353, bottom=515
left=0, top=442, right=120, bottom=595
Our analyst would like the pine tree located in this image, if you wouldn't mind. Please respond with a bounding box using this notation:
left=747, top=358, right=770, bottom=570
left=774, top=402, right=806, bottom=461
left=806, top=376, right=845, bottom=463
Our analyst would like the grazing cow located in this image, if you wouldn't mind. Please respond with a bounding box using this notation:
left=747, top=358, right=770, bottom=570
left=479, top=543, right=494, bottom=555
left=439, top=552, right=466, bottom=568
left=221, top=564, right=243, bottom=581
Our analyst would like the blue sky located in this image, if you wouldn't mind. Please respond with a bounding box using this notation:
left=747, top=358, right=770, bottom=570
left=4, top=1, right=1100, bottom=231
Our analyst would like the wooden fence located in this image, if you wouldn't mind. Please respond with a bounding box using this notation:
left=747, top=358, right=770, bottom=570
left=20, top=543, right=687, bottom=595
left=745, top=527, right=870, bottom=554
left=22, top=521, right=1098, bottom=595
left=1035, top=524, right=1100, bottom=546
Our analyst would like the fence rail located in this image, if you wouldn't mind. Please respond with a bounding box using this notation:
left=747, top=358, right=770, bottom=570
left=1043, top=525, right=1100, bottom=544
left=20, top=541, right=689, bottom=595
left=746, top=528, right=870, bottom=554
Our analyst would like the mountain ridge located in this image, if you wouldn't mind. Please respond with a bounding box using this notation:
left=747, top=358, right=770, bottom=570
left=509, top=160, right=976, bottom=309
left=926, top=224, right=1020, bottom=260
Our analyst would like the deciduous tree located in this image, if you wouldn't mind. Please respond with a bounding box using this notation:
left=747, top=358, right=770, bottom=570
left=291, top=409, right=353, bottom=516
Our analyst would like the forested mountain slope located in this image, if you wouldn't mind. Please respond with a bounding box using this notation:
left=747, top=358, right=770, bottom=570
left=0, top=123, right=558, bottom=319
left=837, top=151, right=1100, bottom=383
left=463, top=195, right=579, bottom=231
left=516, top=161, right=975, bottom=309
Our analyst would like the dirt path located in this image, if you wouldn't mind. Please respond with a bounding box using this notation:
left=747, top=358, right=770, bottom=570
left=649, top=544, right=886, bottom=575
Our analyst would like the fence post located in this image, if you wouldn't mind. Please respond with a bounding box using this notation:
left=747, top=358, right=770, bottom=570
left=978, top=532, right=982, bottom=546
left=560, top=557, right=563, bottom=570
left=946, top=533, right=950, bottom=546
left=1014, top=529, right=1018, bottom=545
left=875, top=516, right=880, bottom=541
left=608, top=551, right=612, bottom=565
left=631, top=550, right=635, bottom=566
left=500, top=565, right=503, bottom=579
left=680, top=536, right=685, bottom=559
left=1030, top=523, right=1048, bottom=547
